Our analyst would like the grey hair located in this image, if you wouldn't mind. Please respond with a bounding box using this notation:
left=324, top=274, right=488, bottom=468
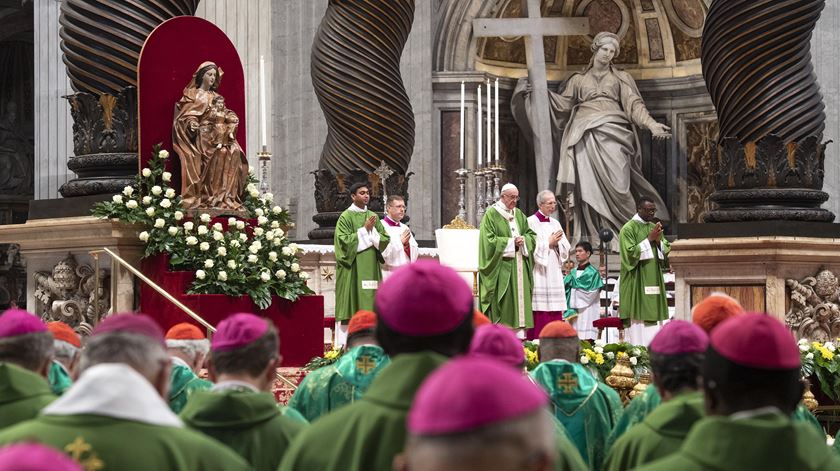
left=0, top=332, right=54, bottom=372
left=166, top=339, right=210, bottom=359
left=79, top=332, right=168, bottom=381
left=539, top=337, right=580, bottom=363
left=405, top=409, right=556, bottom=467
left=536, top=190, right=555, bottom=206
left=53, top=339, right=80, bottom=361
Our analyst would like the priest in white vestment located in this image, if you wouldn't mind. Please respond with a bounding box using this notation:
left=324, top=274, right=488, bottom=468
left=380, top=195, right=418, bottom=278
left=526, top=190, right=571, bottom=340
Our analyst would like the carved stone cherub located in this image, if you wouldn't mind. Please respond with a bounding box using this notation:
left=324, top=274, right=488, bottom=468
left=786, top=269, right=840, bottom=342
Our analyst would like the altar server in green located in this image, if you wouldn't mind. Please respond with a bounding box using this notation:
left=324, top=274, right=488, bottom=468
left=46, top=321, right=80, bottom=396
left=603, top=320, right=708, bottom=471
left=0, top=309, right=55, bottom=429
left=635, top=314, right=840, bottom=471
left=181, top=312, right=304, bottom=469
left=530, top=321, right=622, bottom=470
left=396, top=357, right=557, bottom=471
left=479, top=183, right=537, bottom=330
left=0, top=314, right=250, bottom=471
left=334, top=182, right=390, bottom=346
left=288, top=310, right=390, bottom=422
left=279, top=260, right=475, bottom=471
left=563, top=241, right=604, bottom=340
left=618, top=197, right=670, bottom=343
left=165, top=322, right=213, bottom=413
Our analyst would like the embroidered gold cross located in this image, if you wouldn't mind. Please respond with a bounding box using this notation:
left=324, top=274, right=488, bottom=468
left=356, top=355, right=376, bottom=374
left=64, top=437, right=104, bottom=471
left=557, top=372, right=578, bottom=393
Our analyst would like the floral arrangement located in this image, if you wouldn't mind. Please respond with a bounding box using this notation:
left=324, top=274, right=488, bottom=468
left=303, top=346, right=343, bottom=371
left=799, top=338, right=840, bottom=401
left=580, top=339, right=650, bottom=381
left=523, top=341, right=539, bottom=370
left=92, top=145, right=313, bottom=309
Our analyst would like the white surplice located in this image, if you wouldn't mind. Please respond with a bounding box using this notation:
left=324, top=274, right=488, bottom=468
left=381, top=216, right=418, bottom=279
left=527, top=211, right=570, bottom=312
left=569, top=267, right=601, bottom=340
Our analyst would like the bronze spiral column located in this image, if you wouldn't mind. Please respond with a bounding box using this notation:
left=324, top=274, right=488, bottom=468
left=58, top=0, right=200, bottom=197
left=701, top=0, right=834, bottom=222
left=309, top=0, right=416, bottom=239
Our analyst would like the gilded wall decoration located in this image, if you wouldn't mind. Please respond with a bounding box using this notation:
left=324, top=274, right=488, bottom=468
left=786, top=269, right=840, bottom=342
left=685, top=120, right=719, bottom=223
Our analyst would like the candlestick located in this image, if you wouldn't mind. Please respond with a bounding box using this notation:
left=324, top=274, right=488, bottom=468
left=257, top=148, right=272, bottom=196
left=454, top=168, right=470, bottom=221
left=486, top=79, right=491, bottom=169
left=260, top=55, right=267, bottom=149
left=459, top=82, right=465, bottom=168
left=495, top=78, right=500, bottom=165
left=475, top=169, right=487, bottom=222
left=477, top=85, right=482, bottom=167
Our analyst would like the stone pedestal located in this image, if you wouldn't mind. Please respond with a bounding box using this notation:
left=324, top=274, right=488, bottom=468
left=0, top=216, right=143, bottom=314
left=670, top=231, right=840, bottom=321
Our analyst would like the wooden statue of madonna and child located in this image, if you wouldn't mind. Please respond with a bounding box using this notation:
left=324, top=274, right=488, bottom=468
left=172, top=61, right=249, bottom=212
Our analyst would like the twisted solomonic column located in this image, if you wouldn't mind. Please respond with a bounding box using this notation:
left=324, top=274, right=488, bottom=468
left=311, top=0, right=416, bottom=176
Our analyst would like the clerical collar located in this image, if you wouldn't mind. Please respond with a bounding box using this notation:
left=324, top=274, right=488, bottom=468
left=494, top=201, right=514, bottom=220
left=632, top=213, right=646, bottom=223
left=577, top=262, right=590, bottom=270
left=170, top=356, right=191, bottom=370
left=43, top=363, right=182, bottom=428
left=730, top=406, right=785, bottom=421
left=348, top=204, right=367, bottom=213
left=534, top=211, right=550, bottom=223
left=383, top=216, right=400, bottom=227
left=211, top=380, right=260, bottom=393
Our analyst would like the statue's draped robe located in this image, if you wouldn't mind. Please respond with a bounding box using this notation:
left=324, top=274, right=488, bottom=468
left=512, top=66, right=669, bottom=251
left=334, top=206, right=390, bottom=322
left=173, top=87, right=217, bottom=209
left=479, top=203, right=536, bottom=329
left=288, top=345, right=390, bottom=422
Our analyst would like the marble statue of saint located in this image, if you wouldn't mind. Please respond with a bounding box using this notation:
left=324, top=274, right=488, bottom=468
left=173, top=61, right=248, bottom=211
left=512, top=32, right=671, bottom=251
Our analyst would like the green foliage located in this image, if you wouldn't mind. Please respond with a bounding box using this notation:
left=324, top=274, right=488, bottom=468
left=92, top=144, right=314, bottom=310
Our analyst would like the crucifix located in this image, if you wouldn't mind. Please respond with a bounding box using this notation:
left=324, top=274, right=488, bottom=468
left=473, top=0, right=588, bottom=190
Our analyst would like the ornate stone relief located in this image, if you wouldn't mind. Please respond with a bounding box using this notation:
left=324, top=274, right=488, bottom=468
left=33, top=254, right=110, bottom=335
left=786, top=269, right=840, bottom=342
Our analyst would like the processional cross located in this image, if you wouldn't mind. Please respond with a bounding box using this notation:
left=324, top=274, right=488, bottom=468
left=473, top=0, right=588, bottom=190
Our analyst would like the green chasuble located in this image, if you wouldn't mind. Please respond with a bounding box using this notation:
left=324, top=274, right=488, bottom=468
left=279, top=351, right=446, bottom=471
left=0, top=363, right=55, bottom=429
left=288, top=345, right=390, bottom=422
left=479, top=204, right=537, bottom=328
left=550, top=417, right=589, bottom=471
left=0, top=414, right=250, bottom=470
left=634, top=413, right=840, bottom=471
left=603, top=391, right=703, bottom=471
left=618, top=217, right=670, bottom=324
left=48, top=360, right=73, bottom=396
left=168, top=361, right=213, bottom=413
left=180, top=387, right=305, bottom=470
left=563, top=263, right=604, bottom=319
left=530, top=360, right=623, bottom=470
left=334, top=207, right=390, bottom=322
left=607, top=386, right=824, bottom=451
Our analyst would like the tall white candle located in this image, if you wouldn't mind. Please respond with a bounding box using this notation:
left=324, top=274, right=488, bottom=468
left=495, top=78, right=500, bottom=164
left=459, top=81, right=465, bottom=168
left=477, top=85, right=482, bottom=167
left=260, top=55, right=267, bottom=149
left=486, top=79, right=491, bottom=167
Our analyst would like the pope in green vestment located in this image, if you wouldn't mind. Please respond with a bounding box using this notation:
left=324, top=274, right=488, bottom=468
left=48, top=360, right=73, bottom=396
left=288, top=344, right=390, bottom=422
left=334, top=206, right=390, bottom=322
left=634, top=413, right=840, bottom=471
left=479, top=198, right=537, bottom=329
left=168, top=359, right=213, bottom=413
left=279, top=351, right=446, bottom=471
left=603, top=391, right=703, bottom=471
left=530, top=359, right=623, bottom=470
left=0, top=362, right=55, bottom=429
left=618, top=212, right=670, bottom=325
left=180, top=385, right=305, bottom=470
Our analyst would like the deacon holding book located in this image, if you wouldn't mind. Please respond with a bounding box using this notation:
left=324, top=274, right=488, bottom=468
left=478, top=183, right=536, bottom=332
left=380, top=195, right=418, bottom=279
left=619, top=197, right=670, bottom=344
left=334, top=182, right=390, bottom=346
